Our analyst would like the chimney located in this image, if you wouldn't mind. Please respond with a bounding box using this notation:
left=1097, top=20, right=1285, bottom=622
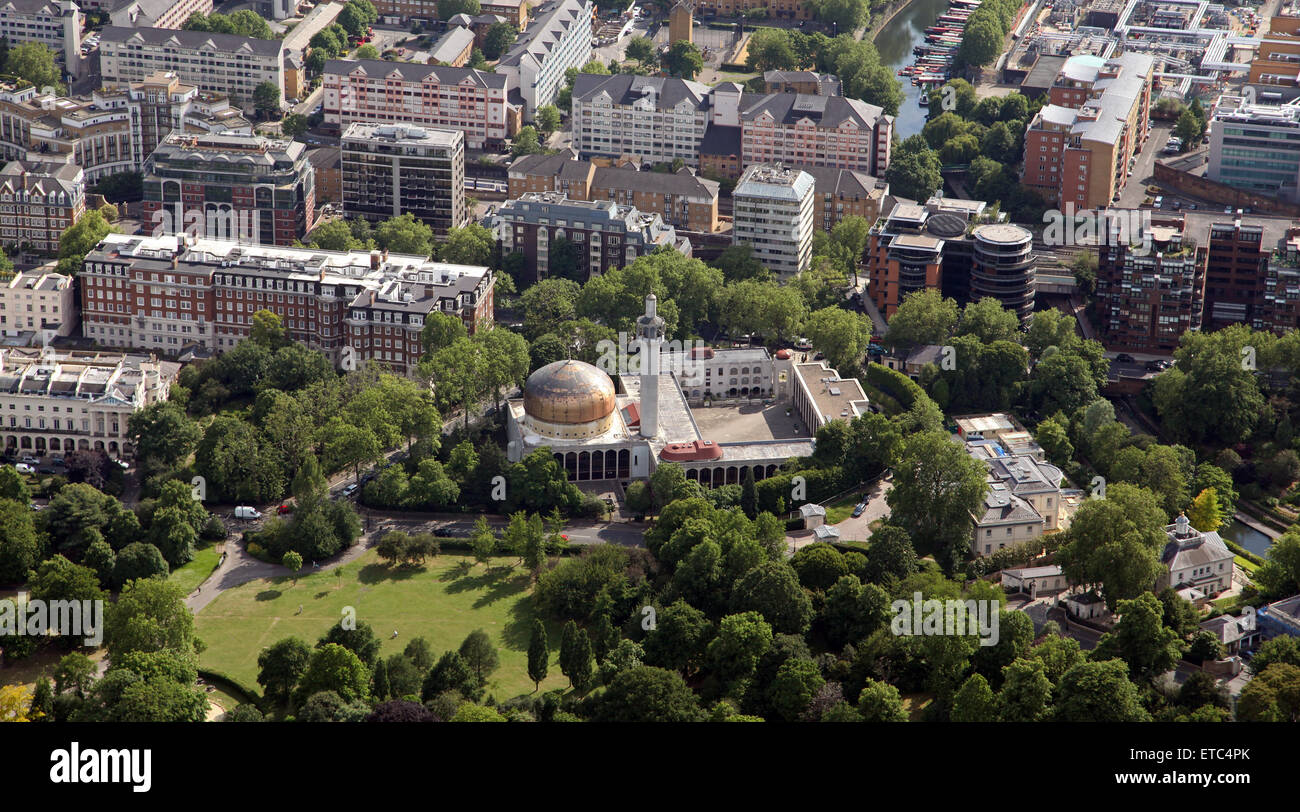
left=370, top=250, right=381, bottom=270
left=382, top=248, right=389, bottom=264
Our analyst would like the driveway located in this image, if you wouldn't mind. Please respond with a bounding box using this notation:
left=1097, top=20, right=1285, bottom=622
left=1118, top=120, right=1173, bottom=209
left=830, top=478, right=893, bottom=541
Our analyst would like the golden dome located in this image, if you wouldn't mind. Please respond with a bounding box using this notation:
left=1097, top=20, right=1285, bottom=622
left=523, top=360, right=617, bottom=425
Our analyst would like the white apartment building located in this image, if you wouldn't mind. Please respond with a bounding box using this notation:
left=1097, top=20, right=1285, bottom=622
left=732, top=164, right=815, bottom=276
left=570, top=74, right=714, bottom=168
left=109, top=0, right=212, bottom=29
left=0, top=268, right=75, bottom=342
left=0, top=0, right=81, bottom=72
left=495, top=0, right=593, bottom=120
left=98, top=26, right=287, bottom=110
left=1161, top=513, right=1235, bottom=595
left=0, top=347, right=179, bottom=458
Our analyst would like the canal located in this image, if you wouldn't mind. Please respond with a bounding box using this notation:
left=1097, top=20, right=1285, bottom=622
left=1221, top=518, right=1273, bottom=558
left=874, top=0, right=952, bottom=139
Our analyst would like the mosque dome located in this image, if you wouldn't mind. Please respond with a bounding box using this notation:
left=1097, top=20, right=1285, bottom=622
left=523, top=360, right=617, bottom=432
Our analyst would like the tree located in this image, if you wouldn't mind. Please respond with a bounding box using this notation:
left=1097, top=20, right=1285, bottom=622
left=482, top=22, right=517, bottom=60
left=957, top=297, right=1020, bottom=344
left=815, top=0, right=870, bottom=30
left=111, top=542, right=169, bottom=588
left=804, top=306, right=872, bottom=372
left=437, top=0, right=480, bottom=17
left=997, top=658, right=1052, bottom=722
left=1054, top=659, right=1150, bottom=722
left=421, top=650, right=477, bottom=700
left=1174, top=109, right=1202, bottom=149
left=258, top=637, right=313, bottom=706
left=534, top=104, right=561, bottom=136
left=58, top=210, right=115, bottom=274
left=296, top=643, right=371, bottom=704
left=29, top=677, right=53, bottom=722
left=1187, top=487, right=1224, bottom=534
left=730, top=561, right=814, bottom=635
left=511, top=125, right=544, bottom=157
left=317, top=619, right=382, bottom=667
left=768, top=657, right=824, bottom=721
left=951, top=673, right=997, bottom=722
left=0, top=498, right=40, bottom=584
left=857, top=678, right=907, bottom=722
left=354, top=43, right=380, bottom=59
left=104, top=578, right=194, bottom=660
left=591, top=666, right=705, bottom=722
left=281, top=112, right=310, bottom=138
left=790, top=543, right=848, bottom=592
left=625, top=35, right=655, bottom=65
left=309, top=219, right=363, bottom=251
left=439, top=223, right=495, bottom=267
left=559, top=620, right=594, bottom=692
left=662, top=40, right=703, bottom=80
left=705, top=611, right=773, bottom=687
left=1237, top=663, right=1300, bottom=721
left=886, top=430, right=988, bottom=572
left=5, top=42, right=60, bottom=92
left=885, top=134, right=942, bottom=202
left=884, top=288, right=958, bottom=351
left=282, top=551, right=303, bottom=582
left=253, top=81, right=281, bottom=119
left=1057, top=483, right=1167, bottom=610
left=527, top=619, right=549, bottom=690
left=1093, top=593, right=1185, bottom=682
left=374, top=213, right=435, bottom=256
left=958, top=17, right=1003, bottom=68
left=128, top=402, right=201, bottom=473
left=641, top=599, right=712, bottom=674
left=458, top=629, right=500, bottom=686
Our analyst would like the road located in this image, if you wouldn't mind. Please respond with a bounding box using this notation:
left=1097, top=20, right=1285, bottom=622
left=1118, top=120, right=1173, bottom=209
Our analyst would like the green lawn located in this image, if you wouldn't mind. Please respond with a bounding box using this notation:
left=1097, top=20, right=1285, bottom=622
left=194, top=551, right=571, bottom=701
left=824, top=493, right=867, bottom=525
left=169, top=544, right=222, bottom=595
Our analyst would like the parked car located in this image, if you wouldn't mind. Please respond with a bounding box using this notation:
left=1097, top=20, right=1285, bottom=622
left=20, top=455, right=39, bottom=464
left=110, top=458, right=129, bottom=470
left=50, top=456, right=65, bottom=466
left=14, top=463, right=34, bottom=474
left=277, top=503, right=294, bottom=515
left=234, top=506, right=262, bottom=520
left=1115, top=353, right=1136, bottom=363
left=342, top=483, right=359, bottom=497
left=1145, top=360, right=1164, bottom=371
left=851, top=501, right=868, bottom=518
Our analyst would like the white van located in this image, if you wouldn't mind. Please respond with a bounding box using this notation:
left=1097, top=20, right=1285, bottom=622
left=14, top=463, right=34, bottom=474
left=234, top=506, right=262, bottom=520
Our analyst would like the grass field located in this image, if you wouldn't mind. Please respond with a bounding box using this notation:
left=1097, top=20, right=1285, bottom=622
left=195, top=550, right=571, bottom=701
left=169, top=543, right=222, bottom=595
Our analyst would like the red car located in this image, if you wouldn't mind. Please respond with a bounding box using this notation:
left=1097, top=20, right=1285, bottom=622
left=277, top=503, right=294, bottom=515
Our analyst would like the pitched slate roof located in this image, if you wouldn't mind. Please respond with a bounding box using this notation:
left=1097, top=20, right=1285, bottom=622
left=324, top=58, right=507, bottom=89
left=99, top=25, right=285, bottom=57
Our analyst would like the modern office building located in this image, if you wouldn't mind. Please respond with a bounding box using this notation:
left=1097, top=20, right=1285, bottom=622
left=1208, top=96, right=1300, bottom=202
left=0, top=347, right=180, bottom=458
left=141, top=132, right=316, bottom=247
left=80, top=232, right=494, bottom=370
left=868, top=196, right=1035, bottom=320
left=508, top=152, right=721, bottom=233
left=495, top=0, right=593, bottom=120
left=98, top=26, right=288, bottom=110
left=571, top=74, right=893, bottom=177
left=1249, top=11, right=1300, bottom=94
left=322, top=59, right=517, bottom=150
left=489, top=192, right=691, bottom=282
left=1021, top=52, right=1154, bottom=210
left=341, top=122, right=465, bottom=239
left=731, top=164, right=815, bottom=276
left=1203, top=214, right=1300, bottom=334
left=0, top=160, right=84, bottom=254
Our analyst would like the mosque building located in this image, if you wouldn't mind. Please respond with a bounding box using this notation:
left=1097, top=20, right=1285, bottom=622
left=505, top=294, right=871, bottom=486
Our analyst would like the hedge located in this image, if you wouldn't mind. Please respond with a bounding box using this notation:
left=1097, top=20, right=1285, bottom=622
left=862, top=363, right=928, bottom=411
left=198, top=668, right=263, bottom=708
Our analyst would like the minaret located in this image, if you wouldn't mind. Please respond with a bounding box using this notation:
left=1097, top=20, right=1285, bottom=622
left=635, top=293, right=665, bottom=438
